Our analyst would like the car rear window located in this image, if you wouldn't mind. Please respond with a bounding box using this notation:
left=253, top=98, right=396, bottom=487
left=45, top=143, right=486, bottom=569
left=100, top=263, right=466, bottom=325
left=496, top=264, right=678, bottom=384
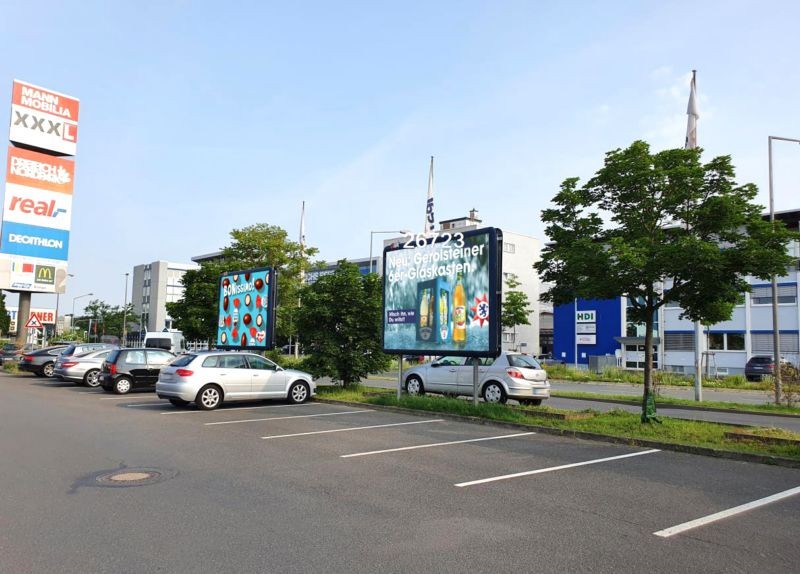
left=146, top=338, right=172, bottom=350
left=172, top=354, right=196, bottom=367
left=749, top=357, right=773, bottom=364
left=106, top=350, right=122, bottom=364
left=507, top=354, right=541, bottom=369
left=62, top=344, right=77, bottom=355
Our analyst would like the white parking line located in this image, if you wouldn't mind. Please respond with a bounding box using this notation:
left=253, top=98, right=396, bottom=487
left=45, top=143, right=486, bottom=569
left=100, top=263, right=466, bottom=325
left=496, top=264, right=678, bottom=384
left=262, top=419, right=444, bottom=440
left=653, top=485, right=800, bottom=538
left=125, top=402, right=165, bottom=407
left=159, top=402, right=325, bottom=415
left=205, top=410, right=373, bottom=426
left=341, top=432, right=536, bottom=458
left=455, top=449, right=661, bottom=487
left=100, top=396, right=154, bottom=400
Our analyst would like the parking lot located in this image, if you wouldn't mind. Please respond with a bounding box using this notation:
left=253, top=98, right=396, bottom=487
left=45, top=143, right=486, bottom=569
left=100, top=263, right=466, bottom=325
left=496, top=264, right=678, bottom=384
left=2, top=372, right=800, bottom=573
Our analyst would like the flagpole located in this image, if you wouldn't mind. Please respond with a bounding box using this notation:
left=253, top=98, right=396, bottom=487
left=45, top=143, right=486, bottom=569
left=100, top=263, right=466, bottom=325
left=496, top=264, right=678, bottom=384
left=425, top=156, right=435, bottom=235
left=296, top=201, right=306, bottom=359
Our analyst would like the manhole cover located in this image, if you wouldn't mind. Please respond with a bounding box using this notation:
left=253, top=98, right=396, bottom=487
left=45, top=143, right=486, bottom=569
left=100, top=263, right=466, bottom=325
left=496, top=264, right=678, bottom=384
left=94, top=468, right=169, bottom=487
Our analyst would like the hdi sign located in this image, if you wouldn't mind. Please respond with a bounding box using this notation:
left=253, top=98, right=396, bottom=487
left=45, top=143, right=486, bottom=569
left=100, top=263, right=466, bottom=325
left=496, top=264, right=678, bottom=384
left=576, top=310, right=596, bottom=323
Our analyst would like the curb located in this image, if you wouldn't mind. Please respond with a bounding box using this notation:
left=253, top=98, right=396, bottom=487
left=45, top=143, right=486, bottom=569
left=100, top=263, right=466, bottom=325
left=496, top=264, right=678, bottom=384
left=552, top=394, right=800, bottom=419
left=315, top=397, right=800, bottom=470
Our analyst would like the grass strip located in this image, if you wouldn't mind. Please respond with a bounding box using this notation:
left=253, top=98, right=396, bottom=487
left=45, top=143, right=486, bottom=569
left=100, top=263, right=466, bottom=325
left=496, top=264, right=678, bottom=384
left=317, top=385, right=800, bottom=462
left=551, top=390, right=800, bottom=417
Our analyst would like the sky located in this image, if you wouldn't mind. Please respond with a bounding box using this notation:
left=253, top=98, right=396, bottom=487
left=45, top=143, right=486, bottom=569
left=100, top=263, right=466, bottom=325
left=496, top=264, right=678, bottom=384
left=1, top=0, right=799, bottom=316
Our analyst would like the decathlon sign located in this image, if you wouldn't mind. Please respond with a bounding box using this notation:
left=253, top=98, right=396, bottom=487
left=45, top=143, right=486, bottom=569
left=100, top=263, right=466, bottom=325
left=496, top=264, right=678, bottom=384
left=0, top=221, right=69, bottom=260
left=9, top=80, right=79, bottom=156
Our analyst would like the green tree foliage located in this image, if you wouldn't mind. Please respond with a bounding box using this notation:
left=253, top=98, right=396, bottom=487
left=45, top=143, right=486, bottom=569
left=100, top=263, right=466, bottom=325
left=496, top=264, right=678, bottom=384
left=500, top=274, right=532, bottom=350
left=534, top=141, right=798, bottom=421
left=167, top=223, right=318, bottom=344
left=297, top=260, right=391, bottom=386
left=0, top=291, right=10, bottom=336
left=78, top=299, right=133, bottom=340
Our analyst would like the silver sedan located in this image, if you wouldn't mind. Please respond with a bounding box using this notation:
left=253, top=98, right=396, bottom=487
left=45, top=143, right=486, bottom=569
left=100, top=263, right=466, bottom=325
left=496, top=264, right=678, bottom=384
left=54, top=348, right=117, bottom=387
left=156, top=351, right=315, bottom=410
left=403, top=352, right=550, bottom=405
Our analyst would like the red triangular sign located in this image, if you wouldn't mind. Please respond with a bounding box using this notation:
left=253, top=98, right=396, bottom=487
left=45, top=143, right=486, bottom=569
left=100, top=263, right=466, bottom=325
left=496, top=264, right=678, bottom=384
left=25, top=315, right=44, bottom=329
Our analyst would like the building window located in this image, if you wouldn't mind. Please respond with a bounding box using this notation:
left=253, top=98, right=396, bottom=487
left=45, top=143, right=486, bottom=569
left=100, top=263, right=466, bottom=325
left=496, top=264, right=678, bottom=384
left=502, top=332, right=516, bottom=343
left=503, top=242, right=515, bottom=254
left=708, top=332, right=745, bottom=351
left=751, top=285, right=797, bottom=305
left=664, top=332, right=695, bottom=351
left=751, top=333, right=800, bottom=354
left=626, top=297, right=658, bottom=338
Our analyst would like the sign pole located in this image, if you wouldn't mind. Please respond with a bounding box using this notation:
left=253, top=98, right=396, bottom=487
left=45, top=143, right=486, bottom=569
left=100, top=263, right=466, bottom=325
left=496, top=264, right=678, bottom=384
left=397, top=358, right=403, bottom=400
left=15, top=292, right=31, bottom=348
left=472, top=357, right=479, bottom=406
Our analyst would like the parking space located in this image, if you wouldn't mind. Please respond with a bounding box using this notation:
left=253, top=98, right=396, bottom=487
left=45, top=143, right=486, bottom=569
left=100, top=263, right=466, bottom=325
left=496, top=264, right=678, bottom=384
left=10, top=373, right=800, bottom=564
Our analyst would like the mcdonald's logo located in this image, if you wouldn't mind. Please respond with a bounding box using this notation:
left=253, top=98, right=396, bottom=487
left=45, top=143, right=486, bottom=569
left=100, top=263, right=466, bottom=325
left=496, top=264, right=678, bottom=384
left=34, top=265, right=55, bottom=285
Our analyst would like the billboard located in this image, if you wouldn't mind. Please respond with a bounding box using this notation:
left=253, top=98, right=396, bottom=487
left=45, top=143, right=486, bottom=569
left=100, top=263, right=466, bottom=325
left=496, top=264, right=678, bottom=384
left=9, top=80, right=79, bottom=156
left=382, top=227, right=502, bottom=357
left=7, top=306, right=56, bottom=332
left=216, top=267, right=277, bottom=350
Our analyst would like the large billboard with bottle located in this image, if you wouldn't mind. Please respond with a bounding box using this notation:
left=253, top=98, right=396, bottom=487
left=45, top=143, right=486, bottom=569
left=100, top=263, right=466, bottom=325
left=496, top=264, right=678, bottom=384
left=216, top=267, right=277, bottom=350
left=382, top=227, right=502, bottom=357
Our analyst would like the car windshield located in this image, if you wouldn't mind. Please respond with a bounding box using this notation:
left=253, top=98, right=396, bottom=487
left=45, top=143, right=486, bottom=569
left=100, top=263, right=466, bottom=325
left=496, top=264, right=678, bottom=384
left=507, top=354, right=541, bottom=369
left=62, top=344, right=78, bottom=355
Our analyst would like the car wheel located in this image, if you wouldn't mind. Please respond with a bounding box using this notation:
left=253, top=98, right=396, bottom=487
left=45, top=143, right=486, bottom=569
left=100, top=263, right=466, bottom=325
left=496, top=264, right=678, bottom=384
left=519, top=398, right=543, bottom=406
left=83, top=369, right=101, bottom=388
left=405, top=375, right=425, bottom=396
left=42, top=362, right=55, bottom=378
left=113, top=377, right=133, bottom=395
left=196, top=384, right=223, bottom=410
left=169, top=398, right=189, bottom=407
left=287, top=381, right=310, bottom=404
left=483, top=381, right=507, bottom=404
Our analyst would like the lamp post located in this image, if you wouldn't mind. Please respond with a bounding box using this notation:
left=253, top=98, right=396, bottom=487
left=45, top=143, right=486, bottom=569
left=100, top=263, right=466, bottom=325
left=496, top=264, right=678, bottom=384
left=767, top=135, right=800, bottom=404
left=54, top=273, right=75, bottom=337
left=72, top=293, right=93, bottom=338
left=122, top=272, right=130, bottom=346
left=369, top=230, right=412, bottom=274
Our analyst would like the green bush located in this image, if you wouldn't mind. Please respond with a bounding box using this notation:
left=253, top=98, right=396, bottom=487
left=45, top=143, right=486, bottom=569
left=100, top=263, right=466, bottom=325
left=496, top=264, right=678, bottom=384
left=3, top=361, right=19, bottom=374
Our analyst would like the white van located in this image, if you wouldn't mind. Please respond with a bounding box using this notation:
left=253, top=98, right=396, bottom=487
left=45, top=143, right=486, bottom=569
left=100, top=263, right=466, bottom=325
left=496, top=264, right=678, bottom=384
left=143, top=331, right=186, bottom=354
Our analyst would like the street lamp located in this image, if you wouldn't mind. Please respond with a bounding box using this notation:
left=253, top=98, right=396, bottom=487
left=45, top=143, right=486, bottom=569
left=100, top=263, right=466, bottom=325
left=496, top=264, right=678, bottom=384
left=122, top=272, right=130, bottom=346
left=72, top=293, right=93, bottom=336
left=768, top=135, right=800, bottom=404
left=54, top=273, right=75, bottom=337
left=369, top=230, right=412, bottom=274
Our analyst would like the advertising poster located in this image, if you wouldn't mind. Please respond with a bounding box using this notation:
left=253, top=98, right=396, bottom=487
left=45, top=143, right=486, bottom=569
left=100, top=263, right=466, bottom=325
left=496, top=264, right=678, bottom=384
left=9, top=80, right=79, bottom=156
left=216, top=267, right=276, bottom=350
left=382, top=227, right=502, bottom=357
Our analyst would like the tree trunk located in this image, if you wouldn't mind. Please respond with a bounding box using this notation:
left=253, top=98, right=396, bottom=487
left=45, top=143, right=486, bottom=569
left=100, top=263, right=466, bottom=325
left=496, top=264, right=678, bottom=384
left=640, top=306, right=658, bottom=423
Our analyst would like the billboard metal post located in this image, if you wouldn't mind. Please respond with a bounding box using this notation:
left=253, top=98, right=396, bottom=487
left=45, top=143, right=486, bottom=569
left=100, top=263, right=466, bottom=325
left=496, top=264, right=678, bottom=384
left=472, top=357, right=479, bottom=406
left=397, top=358, right=403, bottom=400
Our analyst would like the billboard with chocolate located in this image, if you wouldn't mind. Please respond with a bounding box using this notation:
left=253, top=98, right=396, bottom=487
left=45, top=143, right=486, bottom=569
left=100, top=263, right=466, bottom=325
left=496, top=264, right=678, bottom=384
left=382, top=227, right=502, bottom=358
left=216, top=266, right=277, bottom=350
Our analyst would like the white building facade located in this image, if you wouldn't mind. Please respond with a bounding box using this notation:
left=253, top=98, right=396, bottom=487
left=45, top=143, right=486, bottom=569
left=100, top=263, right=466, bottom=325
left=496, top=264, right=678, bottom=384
left=131, top=260, right=199, bottom=333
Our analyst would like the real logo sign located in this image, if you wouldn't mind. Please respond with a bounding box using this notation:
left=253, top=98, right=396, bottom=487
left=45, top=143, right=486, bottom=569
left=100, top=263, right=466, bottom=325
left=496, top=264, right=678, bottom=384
left=9, top=196, right=67, bottom=218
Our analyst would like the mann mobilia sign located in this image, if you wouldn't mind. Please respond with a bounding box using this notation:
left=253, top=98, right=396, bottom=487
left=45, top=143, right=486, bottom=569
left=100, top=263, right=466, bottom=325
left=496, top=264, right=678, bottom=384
left=0, top=80, right=78, bottom=294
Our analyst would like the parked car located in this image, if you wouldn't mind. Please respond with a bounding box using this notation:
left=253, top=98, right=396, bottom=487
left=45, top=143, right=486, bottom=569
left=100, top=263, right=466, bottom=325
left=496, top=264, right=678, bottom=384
left=59, top=342, right=117, bottom=361
left=156, top=351, right=315, bottom=410
left=100, top=348, right=176, bottom=394
left=54, top=348, right=118, bottom=387
left=744, top=355, right=791, bottom=381
left=536, top=354, right=566, bottom=366
left=0, top=343, right=33, bottom=363
left=18, top=345, right=69, bottom=377
left=403, top=352, right=550, bottom=405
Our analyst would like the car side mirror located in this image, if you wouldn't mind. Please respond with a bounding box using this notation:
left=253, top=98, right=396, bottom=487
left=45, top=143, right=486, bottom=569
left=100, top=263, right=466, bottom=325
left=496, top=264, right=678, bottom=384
left=431, top=363, right=441, bottom=368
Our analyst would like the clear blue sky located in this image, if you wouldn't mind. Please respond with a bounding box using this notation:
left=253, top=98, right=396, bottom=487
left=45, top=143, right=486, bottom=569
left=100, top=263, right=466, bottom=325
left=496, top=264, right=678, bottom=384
left=1, top=0, right=799, bottom=314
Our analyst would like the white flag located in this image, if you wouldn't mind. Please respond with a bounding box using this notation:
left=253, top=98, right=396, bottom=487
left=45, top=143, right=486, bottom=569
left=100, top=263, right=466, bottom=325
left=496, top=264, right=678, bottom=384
left=685, top=71, right=699, bottom=150
left=424, top=156, right=435, bottom=234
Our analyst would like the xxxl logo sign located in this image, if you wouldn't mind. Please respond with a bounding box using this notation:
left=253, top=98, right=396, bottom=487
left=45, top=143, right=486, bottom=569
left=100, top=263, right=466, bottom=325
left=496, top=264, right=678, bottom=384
left=14, top=111, right=77, bottom=142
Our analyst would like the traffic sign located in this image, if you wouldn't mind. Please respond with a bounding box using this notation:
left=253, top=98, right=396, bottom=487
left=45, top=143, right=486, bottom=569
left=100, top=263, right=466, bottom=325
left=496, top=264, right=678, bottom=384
left=25, top=315, right=44, bottom=329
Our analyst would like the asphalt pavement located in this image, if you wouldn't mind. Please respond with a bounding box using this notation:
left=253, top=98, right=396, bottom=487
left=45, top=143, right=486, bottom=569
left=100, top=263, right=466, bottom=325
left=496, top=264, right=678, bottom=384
left=2, top=371, right=799, bottom=573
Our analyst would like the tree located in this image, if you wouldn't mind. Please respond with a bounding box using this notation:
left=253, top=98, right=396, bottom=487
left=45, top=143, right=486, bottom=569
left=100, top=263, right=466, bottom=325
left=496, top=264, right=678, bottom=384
left=534, top=141, right=797, bottom=421
left=500, top=274, right=532, bottom=350
left=0, top=291, right=10, bottom=336
left=296, top=260, right=391, bottom=386
left=79, top=299, right=132, bottom=340
left=167, top=223, right=318, bottom=344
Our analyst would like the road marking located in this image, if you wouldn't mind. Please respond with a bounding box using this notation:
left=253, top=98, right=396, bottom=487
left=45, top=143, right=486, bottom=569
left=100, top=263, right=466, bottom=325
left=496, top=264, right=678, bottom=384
left=262, top=419, right=444, bottom=439
left=100, top=396, right=154, bottom=400
left=205, top=410, right=372, bottom=426
left=124, top=402, right=165, bottom=407
left=455, top=449, right=661, bottom=487
left=653, top=485, right=800, bottom=538
left=160, top=403, right=325, bottom=415
left=341, top=432, right=536, bottom=458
